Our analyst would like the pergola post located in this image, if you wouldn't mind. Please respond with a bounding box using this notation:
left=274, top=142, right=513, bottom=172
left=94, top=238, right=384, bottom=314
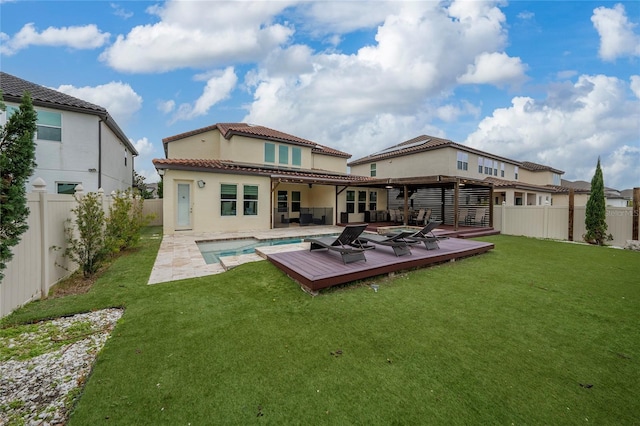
left=454, top=180, right=460, bottom=231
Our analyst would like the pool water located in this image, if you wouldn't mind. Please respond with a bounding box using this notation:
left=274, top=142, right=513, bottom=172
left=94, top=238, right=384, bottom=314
left=197, top=237, right=307, bottom=264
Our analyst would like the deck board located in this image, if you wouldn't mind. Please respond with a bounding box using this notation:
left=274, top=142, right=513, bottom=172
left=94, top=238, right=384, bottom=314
left=267, top=237, right=494, bottom=292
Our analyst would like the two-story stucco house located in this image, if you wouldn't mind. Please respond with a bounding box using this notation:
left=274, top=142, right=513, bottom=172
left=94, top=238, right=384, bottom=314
left=0, top=72, right=137, bottom=194
left=153, top=123, right=380, bottom=234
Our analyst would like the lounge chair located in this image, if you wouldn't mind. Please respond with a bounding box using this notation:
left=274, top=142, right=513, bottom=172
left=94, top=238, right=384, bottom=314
left=356, top=231, right=418, bottom=257
left=304, top=224, right=368, bottom=264
left=403, top=220, right=448, bottom=250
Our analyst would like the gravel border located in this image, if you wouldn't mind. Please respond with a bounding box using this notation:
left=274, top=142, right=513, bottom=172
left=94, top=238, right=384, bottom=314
left=0, top=308, right=123, bottom=425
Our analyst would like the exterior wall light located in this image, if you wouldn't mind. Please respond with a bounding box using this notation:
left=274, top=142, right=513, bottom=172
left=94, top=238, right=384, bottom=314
left=197, top=180, right=206, bottom=188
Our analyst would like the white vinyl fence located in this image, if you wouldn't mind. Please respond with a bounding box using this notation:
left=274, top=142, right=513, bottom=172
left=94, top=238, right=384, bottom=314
left=1, top=180, right=163, bottom=318
left=493, top=204, right=637, bottom=247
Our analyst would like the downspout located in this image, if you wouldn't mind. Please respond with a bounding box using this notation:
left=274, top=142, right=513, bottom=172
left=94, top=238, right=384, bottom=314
left=98, top=119, right=103, bottom=189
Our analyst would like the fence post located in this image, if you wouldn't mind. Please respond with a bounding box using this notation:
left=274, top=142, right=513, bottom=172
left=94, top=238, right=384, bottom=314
left=633, top=187, right=639, bottom=240
left=568, top=188, right=574, bottom=241
left=32, top=178, right=49, bottom=299
left=543, top=201, right=550, bottom=239
left=501, top=201, right=506, bottom=233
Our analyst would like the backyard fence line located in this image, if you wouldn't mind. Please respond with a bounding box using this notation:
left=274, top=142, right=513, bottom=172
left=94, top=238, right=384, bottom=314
left=0, top=180, right=163, bottom=318
left=493, top=201, right=638, bottom=248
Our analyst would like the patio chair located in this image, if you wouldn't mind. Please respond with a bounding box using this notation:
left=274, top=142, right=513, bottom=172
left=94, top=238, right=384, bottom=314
left=469, top=208, right=488, bottom=226
left=457, top=208, right=469, bottom=225
left=304, top=224, right=369, bottom=264
left=356, top=231, right=418, bottom=257
left=403, top=220, right=448, bottom=250
left=410, top=209, right=426, bottom=225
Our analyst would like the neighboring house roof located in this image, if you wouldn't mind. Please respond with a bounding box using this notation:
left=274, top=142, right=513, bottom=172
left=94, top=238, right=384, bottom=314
left=162, top=123, right=350, bottom=159
left=347, top=135, right=519, bottom=167
left=484, top=177, right=561, bottom=193
left=153, top=158, right=375, bottom=185
left=561, top=179, right=627, bottom=198
left=0, top=71, right=137, bottom=155
left=520, top=161, right=564, bottom=174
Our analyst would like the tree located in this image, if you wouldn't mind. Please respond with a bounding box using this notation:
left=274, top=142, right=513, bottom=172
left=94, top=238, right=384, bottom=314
left=584, top=157, right=611, bottom=245
left=157, top=177, right=163, bottom=199
left=0, top=92, right=37, bottom=280
left=133, top=171, right=154, bottom=199
left=64, top=192, right=108, bottom=277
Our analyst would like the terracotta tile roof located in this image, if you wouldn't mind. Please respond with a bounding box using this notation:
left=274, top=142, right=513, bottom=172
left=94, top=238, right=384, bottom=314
left=1, top=71, right=105, bottom=112
left=163, top=123, right=350, bottom=158
left=484, top=177, right=562, bottom=193
left=347, top=135, right=455, bottom=166
left=153, top=158, right=374, bottom=184
left=520, top=161, right=564, bottom=174
left=0, top=72, right=136, bottom=155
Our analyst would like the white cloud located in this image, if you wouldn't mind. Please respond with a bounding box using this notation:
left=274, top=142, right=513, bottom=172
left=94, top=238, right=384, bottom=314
left=591, top=3, right=640, bottom=61
left=100, top=0, right=295, bottom=72
left=457, top=52, right=527, bottom=86
left=0, top=23, right=110, bottom=56
left=630, top=75, right=640, bottom=99
left=56, top=82, right=143, bottom=126
left=133, top=137, right=154, bottom=157
left=111, top=3, right=133, bottom=20
left=158, top=100, right=176, bottom=114
left=465, top=74, right=640, bottom=189
left=171, top=67, right=237, bottom=122
left=243, top=1, right=522, bottom=160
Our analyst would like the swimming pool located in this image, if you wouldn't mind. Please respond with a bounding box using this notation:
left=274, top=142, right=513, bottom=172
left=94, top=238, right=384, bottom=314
left=197, top=236, right=331, bottom=264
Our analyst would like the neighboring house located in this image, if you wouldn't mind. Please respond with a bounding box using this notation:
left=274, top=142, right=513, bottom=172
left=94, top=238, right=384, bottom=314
left=0, top=72, right=137, bottom=194
left=558, top=179, right=630, bottom=207
left=348, top=135, right=562, bottom=207
left=153, top=123, right=379, bottom=234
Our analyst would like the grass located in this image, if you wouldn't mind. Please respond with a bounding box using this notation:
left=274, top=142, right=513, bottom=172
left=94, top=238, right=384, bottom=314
left=2, top=228, right=639, bottom=425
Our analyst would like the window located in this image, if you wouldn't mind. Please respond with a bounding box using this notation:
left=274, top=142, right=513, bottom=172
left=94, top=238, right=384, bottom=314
left=221, top=184, right=237, bottom=216
left=457, top=152, right=468, bottom=171
left=292, top=147, right=301, bottom=167
left=478, top=157, right=483, bottom=173
left=279, top=145, right=289, bottom=165
left=243, top=185, right=258, bottom=215
left=346, top=190, right=355, bottom=213
left=493, top=161, right=498, bottom=176
left=124, top=149, right=128, bottom=166
left=370, top=163, right=377, bottom=177
left=501, top=163, right=505, bottom=177
left=369, top=191, right=377, bottom=210
left=515, top=166, right=519, bottom=180
left=8, top=106, right=62, bottom=142
left=358, top=191, right=366, bottom=213
left=484, top=158, right=492, bottom=175
left=277, top=191, right=288, bottom=212
left=553, top=173, right=561, bottom=185
left=57, top=182, right=79, bottom=194
left=291, top=191, right=301, bottom=212
left=264, top=143, right=275, bottom=163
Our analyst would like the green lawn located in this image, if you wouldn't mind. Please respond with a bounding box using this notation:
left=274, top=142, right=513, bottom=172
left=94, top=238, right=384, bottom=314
left=3, top=228, right=639, bottom=425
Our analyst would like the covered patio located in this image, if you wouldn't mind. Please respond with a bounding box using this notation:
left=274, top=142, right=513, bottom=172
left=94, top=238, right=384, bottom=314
left=350, top=175, right=495, bottom=231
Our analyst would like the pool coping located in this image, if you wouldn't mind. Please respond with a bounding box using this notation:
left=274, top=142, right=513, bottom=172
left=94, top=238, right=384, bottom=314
left=147, top=226, right=342, bottom=285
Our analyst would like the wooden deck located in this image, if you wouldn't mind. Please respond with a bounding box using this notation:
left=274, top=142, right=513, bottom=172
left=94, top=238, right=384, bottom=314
left=267, top=237, right=494, bottom=292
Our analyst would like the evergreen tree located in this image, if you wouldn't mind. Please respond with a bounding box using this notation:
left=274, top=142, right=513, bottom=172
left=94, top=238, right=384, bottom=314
left=0, top=92, right=38, bottom=280
left=584, top=157, right=609, bottom=245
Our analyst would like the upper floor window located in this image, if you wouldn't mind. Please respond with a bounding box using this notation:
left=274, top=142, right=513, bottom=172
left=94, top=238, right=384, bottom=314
left=221, top=184, right=237, bottom=216
left=457, top=152, right=468, bottom=171
left=124, top=149, right=128, bottom=166
left=501, top=163, right=505, bottom=177
left=370, top=163, right=377, bottom=177
left=484, top=158, right=492, bottom=175
left=493, top=161, right=498, bottom=176
left=514, top=166, right=519, bottom=180
left=243, top=185, right=258, bottom=215
left=292, top=147, right=301, bottom=167
left=279, top=145, right=289, bottom=165
left=7, top=106, right=62, bottom=142
left=478, top=157, right=483, bottom=174
left=264, top=143, right=275, bottom=163
left=552, top=173, right=561, bottom=185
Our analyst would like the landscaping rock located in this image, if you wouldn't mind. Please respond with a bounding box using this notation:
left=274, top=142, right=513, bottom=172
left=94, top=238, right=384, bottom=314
left=624, top=240, right=640, bottom=251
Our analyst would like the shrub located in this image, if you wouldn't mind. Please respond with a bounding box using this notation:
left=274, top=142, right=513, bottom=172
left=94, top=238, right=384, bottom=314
left=64, top=192, right=108, bottom=278
left=105, top=190, right=151, bottom=252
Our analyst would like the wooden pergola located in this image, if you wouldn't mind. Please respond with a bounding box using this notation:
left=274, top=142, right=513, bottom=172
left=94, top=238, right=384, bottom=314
left=350, top=175, right=494, bottom=230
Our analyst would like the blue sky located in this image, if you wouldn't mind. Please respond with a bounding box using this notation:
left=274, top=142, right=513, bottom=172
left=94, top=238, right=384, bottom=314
left=1, top=0, right=638, bottom=189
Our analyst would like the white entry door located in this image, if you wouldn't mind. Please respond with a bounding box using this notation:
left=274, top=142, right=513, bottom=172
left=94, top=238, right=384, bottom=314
left=176, top=183, right=192, bottom=230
